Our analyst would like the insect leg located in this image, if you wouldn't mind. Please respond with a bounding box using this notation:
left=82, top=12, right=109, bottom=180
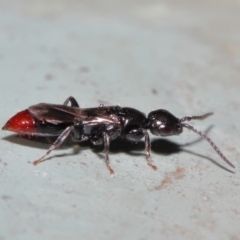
left=33, top=126, right=74, bottom=165
left=125, top=128, right=157, bottom=170
left=102, top=132, right=114, bottom=174
left=142, top=129, right=157, bottom=170
left=63, top=96, right=79, bottom=107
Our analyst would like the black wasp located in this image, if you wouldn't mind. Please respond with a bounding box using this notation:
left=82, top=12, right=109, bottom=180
left=2, top=96, right=235, bottom=174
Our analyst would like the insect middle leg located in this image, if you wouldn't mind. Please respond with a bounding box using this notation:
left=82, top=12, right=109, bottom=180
left=102, top=132, right=114, bottom=174
left=33, top=126, right=74, bottom=165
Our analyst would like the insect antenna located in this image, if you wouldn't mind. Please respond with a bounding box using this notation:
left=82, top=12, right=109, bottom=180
left=180, top=112, right=213, bottom=122
left=179, top=113, right=235, bottom=169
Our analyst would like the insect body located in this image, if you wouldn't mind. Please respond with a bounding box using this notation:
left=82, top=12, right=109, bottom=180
left=2, top=96, right=235, bottom=174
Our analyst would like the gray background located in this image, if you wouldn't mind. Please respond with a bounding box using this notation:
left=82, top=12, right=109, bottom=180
left=0, top=1, right=240, bottom=240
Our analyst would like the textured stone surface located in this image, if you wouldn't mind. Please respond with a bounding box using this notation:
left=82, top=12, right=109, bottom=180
left=0, top=1, right=240, bottom=239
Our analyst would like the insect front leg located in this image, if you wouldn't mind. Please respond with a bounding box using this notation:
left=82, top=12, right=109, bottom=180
left=102, top=132, right=114, bottom=174
left=125, top=128, right=157, bottom=170
left=33, top=126, right=74, bottom=165
left=63, top=96, right=79, bottom=107
left=142, top=129, right=157, bottom=170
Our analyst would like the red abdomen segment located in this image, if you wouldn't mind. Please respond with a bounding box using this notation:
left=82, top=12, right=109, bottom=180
left=2, top=110, right=35, bottom=134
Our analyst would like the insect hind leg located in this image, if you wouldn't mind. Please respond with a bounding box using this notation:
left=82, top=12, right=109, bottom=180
left=63, top=96, right=79, bottom=107
left=33, top=126, right=74, bottom=165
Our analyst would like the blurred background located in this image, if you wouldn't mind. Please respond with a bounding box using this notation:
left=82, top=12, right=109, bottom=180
left=0, top=1, right=240, bottom=240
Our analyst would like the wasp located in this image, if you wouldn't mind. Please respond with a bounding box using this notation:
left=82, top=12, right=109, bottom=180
left=2, top=96, right=235, bottom=174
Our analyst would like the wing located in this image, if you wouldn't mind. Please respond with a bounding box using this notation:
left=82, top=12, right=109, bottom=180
left=28, top=104, right=121, bottom=126
left=28, top=103, right=81, bottom=124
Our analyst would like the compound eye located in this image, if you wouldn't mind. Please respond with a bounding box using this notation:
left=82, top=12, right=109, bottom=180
left=150, top=121, right=174, bottom=136
left=158, top=124, right=174, bottom=136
